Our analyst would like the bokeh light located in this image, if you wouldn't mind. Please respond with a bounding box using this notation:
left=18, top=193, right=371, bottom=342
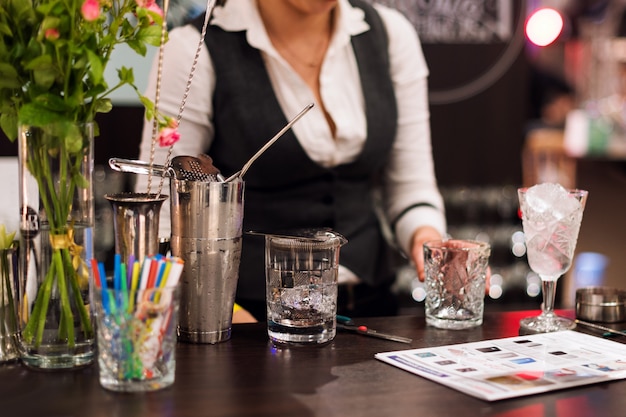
left=525, top=8, right=564, bottom=47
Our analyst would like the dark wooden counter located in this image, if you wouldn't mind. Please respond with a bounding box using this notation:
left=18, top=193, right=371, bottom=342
left=1, top=310, right=625, bottom=417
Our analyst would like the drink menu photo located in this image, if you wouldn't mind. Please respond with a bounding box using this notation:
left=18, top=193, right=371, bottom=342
left=376, top=331, right=626, bottom=401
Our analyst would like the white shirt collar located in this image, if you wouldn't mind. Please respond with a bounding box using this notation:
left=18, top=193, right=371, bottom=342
left=210, top=0, right=370, bottom=55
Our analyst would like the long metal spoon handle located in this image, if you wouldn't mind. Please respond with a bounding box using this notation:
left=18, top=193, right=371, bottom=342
left=357, top=328, right=413, bottom=344
left=225, top=102, right=315, bottom=182
left=336, top=323, right=412, bottom=344
left=575, top=319, right=626, bottom=337
left=109, top=158, right=172, bottom=177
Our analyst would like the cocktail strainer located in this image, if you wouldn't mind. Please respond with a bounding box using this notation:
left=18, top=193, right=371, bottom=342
left=109, top=154, right=224, bottom=182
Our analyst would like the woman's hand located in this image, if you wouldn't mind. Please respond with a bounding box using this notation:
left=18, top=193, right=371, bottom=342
left=411, top=233, right=493, bottom=293
left=409, top=226, right=443, bottom=282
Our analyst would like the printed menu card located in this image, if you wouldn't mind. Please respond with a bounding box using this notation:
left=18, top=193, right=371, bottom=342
left=376, top=330, right=626, bottom=401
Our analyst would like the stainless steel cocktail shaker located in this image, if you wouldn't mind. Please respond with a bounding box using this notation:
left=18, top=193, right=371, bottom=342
left=170, top=178, right=244, bottom=344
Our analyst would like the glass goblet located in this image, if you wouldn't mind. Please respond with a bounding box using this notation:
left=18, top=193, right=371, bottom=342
left=518, top=186, right=588, bottom=334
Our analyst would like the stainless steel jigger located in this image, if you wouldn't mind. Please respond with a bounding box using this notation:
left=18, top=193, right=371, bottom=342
left=105, top=193, right=169, bottom=267
left=170, top=178, right=244, bottom=344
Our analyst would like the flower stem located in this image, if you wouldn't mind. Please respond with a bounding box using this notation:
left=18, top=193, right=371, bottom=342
left=21, top=261, right=55, bottom=347
left=53, top=249, right=74, bottom=348
left=62, top=248, right=93, bottom=338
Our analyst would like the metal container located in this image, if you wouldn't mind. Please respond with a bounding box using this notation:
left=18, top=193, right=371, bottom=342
left=105, top=193, right=168, bottom=267
left=575, top=287, right=626, bottom=323
left=170, top=178, right=244, bottom=344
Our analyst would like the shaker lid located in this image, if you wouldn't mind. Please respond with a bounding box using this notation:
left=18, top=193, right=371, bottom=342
left=247, top=228, right=347, bottom=249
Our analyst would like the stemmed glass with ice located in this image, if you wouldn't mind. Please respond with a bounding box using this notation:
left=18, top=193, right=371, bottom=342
left=518, top=183, right=588, bottom=333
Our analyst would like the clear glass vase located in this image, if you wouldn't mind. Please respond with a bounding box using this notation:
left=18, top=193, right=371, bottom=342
left=0, top=247, right=19, bottom=363
left=17, top=122, right=95, bottom=369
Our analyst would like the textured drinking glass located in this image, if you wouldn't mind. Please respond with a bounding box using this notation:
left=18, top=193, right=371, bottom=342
left=518, top=185, right=588, bottom=334
left=265, top=230, right=346, bottom=346
left=95, top=286, right=180, bottom=392
left=424, top=239, right=491, bottom=329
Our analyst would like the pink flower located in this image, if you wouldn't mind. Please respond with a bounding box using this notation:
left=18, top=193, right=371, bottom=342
left=135, top=0, right=156, bottom=7
left=145, top=3, right=164, bottom=23
left=81, top=0, right=101, bottom=21
left=44, top=28, right=60, bottom=41
left=135, top=0, right=163, bottom=24
left=158, top=127, right=181, bottom=147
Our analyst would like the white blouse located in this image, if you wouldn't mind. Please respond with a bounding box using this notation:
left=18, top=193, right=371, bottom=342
left=137, top=0, right=446, bottom=270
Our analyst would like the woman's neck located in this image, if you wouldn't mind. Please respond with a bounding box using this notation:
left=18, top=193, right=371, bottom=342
left=256, top=0, right=338, bottom=137
left=257, top=0, right=335, bottom=41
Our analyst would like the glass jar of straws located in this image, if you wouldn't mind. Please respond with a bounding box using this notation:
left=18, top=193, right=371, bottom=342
left=92, top=254, right=183, bottom=392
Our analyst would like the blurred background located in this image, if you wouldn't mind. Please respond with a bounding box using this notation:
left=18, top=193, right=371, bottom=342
left=1, top=0, right=625, bottom=314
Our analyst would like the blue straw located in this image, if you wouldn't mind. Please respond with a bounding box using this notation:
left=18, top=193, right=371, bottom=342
left=97, top=262, right=110, bottom=315
left=97, top=262, right=107, bottom=288
left=113, top=253, right=122, bottom=291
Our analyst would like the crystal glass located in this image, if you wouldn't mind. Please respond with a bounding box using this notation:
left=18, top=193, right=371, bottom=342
left=95, top=286, right=180, bottom=392
left=424, top=239, right=491, bottom=330
left=518, top=185, right=588, bottom=334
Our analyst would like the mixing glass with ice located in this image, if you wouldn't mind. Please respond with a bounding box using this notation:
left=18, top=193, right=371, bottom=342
left=518, top=183, right=588, bottom=333
left=264, top=229, right=346, bottom=346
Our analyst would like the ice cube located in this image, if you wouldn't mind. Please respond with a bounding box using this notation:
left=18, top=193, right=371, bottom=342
left=525, top=183, right=581, bottom=220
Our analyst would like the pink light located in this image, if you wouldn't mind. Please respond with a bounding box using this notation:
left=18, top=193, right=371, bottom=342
left=525, top=8, right=564, bottom=47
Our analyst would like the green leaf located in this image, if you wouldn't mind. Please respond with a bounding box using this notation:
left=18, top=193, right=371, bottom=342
left=139, top=95, right=155, bottom=120
left=0, top=63, right=20, bottom=88
left=126, top=39, right=147, bottom=57
left=33, top=68, right=56, bottom=89
left=24, top=54, right=53, bottom=71
left=0, top=224, right=16, bottom=249
left=117, top=66, right=134, bottom=85
left=0, top=22, right=12, bottom=37
left=120, top=16, right=135, bottom=39
left=93, top=98, right=112, bottom=114
left=11, top=0, right=34, bottom=18
left=73, top=54, right=88, bottom=70
left=63, top=122, right=83, bottom=154
left=0, top=78, right=21, bottom=89
left=18, top=103, right=66, bottom=127
left=86, top=49, right=103, bottom=84
left=32, top=93, right=71, bottom=112
left=138, top=25, right=165, bottom=47
left=24, top=55, right=58, bottom=88
left=0, top=111, right=17, bottom=141
left=83, top=83, right=106, bottom=98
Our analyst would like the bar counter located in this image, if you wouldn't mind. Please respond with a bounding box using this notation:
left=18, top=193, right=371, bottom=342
left=1, top=310, right=624, bottom=417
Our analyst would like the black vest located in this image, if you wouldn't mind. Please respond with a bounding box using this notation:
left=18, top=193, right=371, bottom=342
left=193, top=0, right=398, bottom=300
